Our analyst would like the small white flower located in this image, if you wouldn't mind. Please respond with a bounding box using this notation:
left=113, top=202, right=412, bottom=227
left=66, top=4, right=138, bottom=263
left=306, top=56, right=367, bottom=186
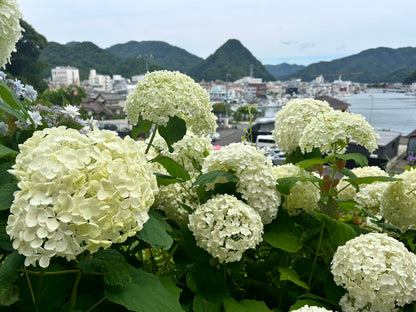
left=23, top=85, right=37, bottom=102
left=292, top=305, right=333, bottom=312
left=0, top=121, right=9, bottom=136
left=62, top=105, right=80, bottom=118
left=27, top=110, right=42, bottom=128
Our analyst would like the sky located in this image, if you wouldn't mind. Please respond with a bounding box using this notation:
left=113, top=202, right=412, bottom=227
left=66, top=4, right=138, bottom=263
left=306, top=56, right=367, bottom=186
left=18, top=0, right=416, bottom=66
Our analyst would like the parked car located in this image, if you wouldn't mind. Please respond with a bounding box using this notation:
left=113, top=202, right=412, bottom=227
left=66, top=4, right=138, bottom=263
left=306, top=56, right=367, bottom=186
left=256, top=134, right=286, bottom=165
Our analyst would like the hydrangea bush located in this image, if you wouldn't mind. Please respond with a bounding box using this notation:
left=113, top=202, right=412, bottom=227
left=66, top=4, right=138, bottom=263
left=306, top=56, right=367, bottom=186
left=1, top=46, right=416, bottom=312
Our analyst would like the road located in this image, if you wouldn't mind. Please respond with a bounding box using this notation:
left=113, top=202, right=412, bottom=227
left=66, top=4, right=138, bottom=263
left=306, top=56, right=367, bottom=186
left=213, top=124, right=248, bottom=146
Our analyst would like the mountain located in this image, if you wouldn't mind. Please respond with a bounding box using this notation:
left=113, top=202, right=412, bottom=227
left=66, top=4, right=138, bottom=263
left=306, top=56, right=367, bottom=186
left=39, top=41, right=162, bottom=80
left=188, top=39, right=275, bottom=82
left=106, top=40, right=203, bottom=72
left=282, top=47, right=416, bottom=83
left=265, top=63, right=305, bottom=80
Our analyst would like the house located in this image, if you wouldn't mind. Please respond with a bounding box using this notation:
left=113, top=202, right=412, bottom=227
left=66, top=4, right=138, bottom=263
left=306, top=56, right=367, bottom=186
left=81, top=92, right=126, bottom=118
left=314, top=95, right=350, bottom=112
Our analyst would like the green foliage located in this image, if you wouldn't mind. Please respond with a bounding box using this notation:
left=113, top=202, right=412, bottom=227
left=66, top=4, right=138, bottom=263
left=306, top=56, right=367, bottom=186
left=5, top=20, right=48, bottom=93
left=283, top=46, right=416, bottom=83
left=264, top=63, right=306, bottom=80
left=106, top=40, right=203, bottom=72
left=188, top=39, right=275, bottom=81
left=137, top=210, right=174, bottom=250
left=39, top=85, right=86, bottom=106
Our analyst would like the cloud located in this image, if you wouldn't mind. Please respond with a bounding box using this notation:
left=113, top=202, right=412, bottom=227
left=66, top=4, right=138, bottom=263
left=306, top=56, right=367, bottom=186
left=280, top=41, right=298, bottom=46
left=299, top=42, right=316, bottom=50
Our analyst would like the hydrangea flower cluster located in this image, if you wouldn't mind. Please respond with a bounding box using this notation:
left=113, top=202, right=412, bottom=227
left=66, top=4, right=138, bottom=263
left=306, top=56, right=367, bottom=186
left=202, top=142, right=280, bottom=224
left=188, top=194, right=263, bottom=263
left=331, top=233, right=416, bottom=312
left=272, top=98, right=332, bottom=153
left=292, top=305, right=333, bottom=312
left=153, top=178, right=198, bottom=225
left=298, top=109, right=379, bottom=154
left=152, top=130, right=213, bottom=172
left=125, top=70, right=217, bottom=135
left=337, top=166, right=390, bottom=215
left=0, top=71, right=38, bottom=102
left=272, top=164, right=320, bottom=215
left=6, top=127, right=158, bottom=267
left=0, top=0, right=23, bottom=69
left=380, top=168, right=416, bottom=231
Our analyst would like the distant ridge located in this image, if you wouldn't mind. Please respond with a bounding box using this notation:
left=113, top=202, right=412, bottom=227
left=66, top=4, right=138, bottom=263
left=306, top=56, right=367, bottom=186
left=265, top=63, right=305, bottom=80
left=106, top=40, right=203, bottom=72
left=282, top=47, right=416, bottom=83
left=188, top=39, right=275, bottom=82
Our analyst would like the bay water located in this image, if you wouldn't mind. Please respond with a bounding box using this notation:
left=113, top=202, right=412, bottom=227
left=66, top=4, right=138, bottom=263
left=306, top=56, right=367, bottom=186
left=341, top=90, right=416, bottom=136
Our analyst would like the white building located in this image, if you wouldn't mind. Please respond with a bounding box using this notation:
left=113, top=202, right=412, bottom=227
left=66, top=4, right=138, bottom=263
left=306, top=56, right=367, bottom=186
left=89, top=69, right=112, bottom=92
left=51, top=66, right=80, bottom=88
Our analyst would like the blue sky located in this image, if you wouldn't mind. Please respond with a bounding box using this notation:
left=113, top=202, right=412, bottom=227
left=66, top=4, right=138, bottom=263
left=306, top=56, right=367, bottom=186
left=18, top=0, right=416, bottom=65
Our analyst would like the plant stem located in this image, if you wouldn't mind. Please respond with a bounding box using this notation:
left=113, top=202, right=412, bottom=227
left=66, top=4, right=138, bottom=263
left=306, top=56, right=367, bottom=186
left=25, top=270, right=36, bottom=306
left=308, top=223, right=325, bottom=288
left=69, top=271, right=82, bottom=311
left=86, top=296, right=107, bottom=312
left=145, top=125, right=158, bottom=154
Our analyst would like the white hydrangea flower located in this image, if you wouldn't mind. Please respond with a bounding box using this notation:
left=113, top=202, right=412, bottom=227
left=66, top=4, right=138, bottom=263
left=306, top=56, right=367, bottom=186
left=337, top=166, right=390, bottom=215
left=6, top=127, right=158, bottom=268
left=153, top=178, right=198, bottom=225
left=298, top=109, right=379, bottom=154
left=380, top=168, right=416, bottom=231
left=125, top=70, right=217, bottom=136
left=62, top=104, right=80, bottom=118
left=27, top=110, right=42, bottom=128
left=272, top=164, right=320, bottom=215
left=188, top=194, right=263, bottom=263
left=272, top=98, right=332, bottom=153
left=202, top=142, right=280, bottom=224
left=331, top=233, right=416, bottom=312
left=152, top=130, right=213, bottom=172
left=291, top=305, right=333, bottom=312
left=0, top=0, right=23, bottom=69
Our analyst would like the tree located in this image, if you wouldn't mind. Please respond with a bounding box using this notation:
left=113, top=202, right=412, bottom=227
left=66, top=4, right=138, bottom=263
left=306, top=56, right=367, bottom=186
left=212, top=102, right=226, bottom=116
left=5, top=20, right=48, bottom=93
left=234, top=105, right=260, bottom=121
left=404, top=70, right=416, bottom=84
left=39, top=85, right=86, bottom=107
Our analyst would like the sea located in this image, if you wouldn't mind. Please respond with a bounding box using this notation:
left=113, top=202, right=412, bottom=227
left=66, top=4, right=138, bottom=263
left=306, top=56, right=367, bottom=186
left=341, top=90, right=416, bottom=136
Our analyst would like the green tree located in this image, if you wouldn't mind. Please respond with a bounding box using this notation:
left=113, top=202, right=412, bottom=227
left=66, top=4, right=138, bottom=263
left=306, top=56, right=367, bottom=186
left=40, top=85, right=86, bottom=106
left=234, top=105, right=260, bottom=121
left=404, top=70, right=416, bottom=84
left=5, top=20, right=48, bottom=93
left=212, top=102, right=226, bottom=116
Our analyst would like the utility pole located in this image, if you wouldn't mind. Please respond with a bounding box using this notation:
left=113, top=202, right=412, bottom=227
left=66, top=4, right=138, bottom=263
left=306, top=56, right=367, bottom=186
left=225, top=73, right=231, bottom=128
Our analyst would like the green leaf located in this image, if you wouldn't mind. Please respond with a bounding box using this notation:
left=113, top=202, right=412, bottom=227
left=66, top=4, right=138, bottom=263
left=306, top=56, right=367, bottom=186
left=279, top=267, right=309, bottom=290
left=0, top=183, right=19, bottom=211
left=343, top=176, right=399, bottom=186
left=223, top=298, right=272, bottom=312
left=0, top=144, right=18, bottom=158
left=0, top=80, right=27, bottom=122
left=328, top=153, right=368, bottom=167
left=223, top=297, right=247, bottom=312
left=193, top=293, right=221, bottom=312
left=0, top=284, right=19, bottom=306
left=296, top=158, right=326, bottom=169
left=0, top=251, right=24, bottom=296
left=264, top=212, right=303, bottom=253
left=316, top=212, right=357, bottom=248
left=158, top=115, right=186, bottom=152
left=192, top=170, right=238, bottom=187
left=137, top=210, right=173, bottom=250
left=79, top=249, right=132, bottom=286
left=132, top=115, right=153, bottom=139
left=0, top=224, right=13, bottom=251
left=155, top=173, right=183, bottom=186
left=276, top=177, right=322, bottom=195
left=152, top=156, right=191, bottom=181
left=105, top=266, right=184, bottom=312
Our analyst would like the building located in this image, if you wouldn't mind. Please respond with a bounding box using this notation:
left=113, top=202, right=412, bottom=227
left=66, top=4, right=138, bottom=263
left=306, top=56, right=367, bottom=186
left=51, top=66, right=80, bottom=88
left=89, top=69, right=111, bottom=92
left=315, top=95, right=350, bottom=112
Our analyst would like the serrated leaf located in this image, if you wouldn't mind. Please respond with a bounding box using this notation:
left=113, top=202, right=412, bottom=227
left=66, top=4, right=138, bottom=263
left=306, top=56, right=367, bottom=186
left=152, top=156, right=190, bottom=181
left=0, top=284, right=19, bottom=306
left=155, top=173, right=183, bottom=186
left=263, top=214, right=302, bottom=252
left=296, top=158, right=326, bottom=169
left=105, top=266, right=184, bottom=312
left=137, top=210, right=173, bottom=250
left=0, top=251, right=24, bottom=296
left=327, top=153, right=368, bottom=167
left=0, top=80, right=27, bottom=114
left=158, top=116, right=186, bottom=152
left=316, top=212, right=357, bottom=248
left=343, top=176, right=399, bottom=185
left=279, top=267, right=309, bottom=290
left=192, top=170, right=238, bottom=187
left=78, top=249, right=131, bottom=286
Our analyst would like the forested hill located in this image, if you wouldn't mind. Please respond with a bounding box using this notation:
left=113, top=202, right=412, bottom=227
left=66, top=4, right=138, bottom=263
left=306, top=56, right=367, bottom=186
left=265, top=63, right=305, bottom=80
left=188, top=39, right=275, bottom=82
left=282, top=47, right=416, bottom=83
left=39, top=41, right=162, bottom=81
left=106, top=41, right=203, bottom=72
